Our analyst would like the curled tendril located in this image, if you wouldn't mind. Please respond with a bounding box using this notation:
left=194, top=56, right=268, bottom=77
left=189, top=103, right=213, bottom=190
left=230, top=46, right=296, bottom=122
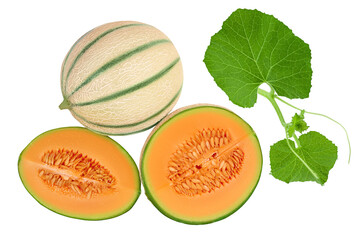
left=275, top=95, right=351, bottom=164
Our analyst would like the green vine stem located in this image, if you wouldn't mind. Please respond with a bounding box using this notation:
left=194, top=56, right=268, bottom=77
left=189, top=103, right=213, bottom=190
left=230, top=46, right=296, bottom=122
left=292, top=133, right=301, bottom=148
left=257, top=88, right=286, bottom=127
left=257, top=88, right=321, bottom=181
left=274, top=95, right=351, bottom=164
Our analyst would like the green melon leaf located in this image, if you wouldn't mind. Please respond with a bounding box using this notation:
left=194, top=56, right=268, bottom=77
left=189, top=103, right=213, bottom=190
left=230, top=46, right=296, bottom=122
left=270, top=131, right=337, bottom=185
left=204, top=8, right=312, bottom=108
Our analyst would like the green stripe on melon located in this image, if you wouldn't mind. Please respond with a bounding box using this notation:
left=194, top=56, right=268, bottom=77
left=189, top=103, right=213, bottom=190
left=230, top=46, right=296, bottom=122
left=60, top=30, right=91, bottom=95
left=59, top=21, right=183, bottom=135
left=72, top=86, right=181, bottom=129
left=64, top=23, right=145, bottom=92
left=67, top=39, right=170, bottom=97
left=61, top=22, right=146, bottom=96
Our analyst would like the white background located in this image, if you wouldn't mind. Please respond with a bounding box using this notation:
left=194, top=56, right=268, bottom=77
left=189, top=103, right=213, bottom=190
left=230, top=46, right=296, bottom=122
left=1, top=0, right=359, bottom=239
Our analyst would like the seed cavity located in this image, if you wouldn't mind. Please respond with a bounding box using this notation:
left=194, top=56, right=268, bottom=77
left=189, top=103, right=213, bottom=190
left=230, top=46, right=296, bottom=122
left=38, top=149, right=116, bottom=199
left=168, top=128, right=244, bottom=196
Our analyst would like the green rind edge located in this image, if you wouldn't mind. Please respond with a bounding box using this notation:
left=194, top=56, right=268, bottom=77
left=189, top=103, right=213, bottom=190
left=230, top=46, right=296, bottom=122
left=18, top=126, right=141, bottom=221
left=140, top=104, right=263, bottom=225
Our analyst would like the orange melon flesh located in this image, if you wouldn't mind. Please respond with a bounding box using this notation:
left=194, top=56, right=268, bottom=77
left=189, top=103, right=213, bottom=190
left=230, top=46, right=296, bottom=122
left=141, top=105, right=262, bottom=224
left=18, top=127, right=140, bottom=220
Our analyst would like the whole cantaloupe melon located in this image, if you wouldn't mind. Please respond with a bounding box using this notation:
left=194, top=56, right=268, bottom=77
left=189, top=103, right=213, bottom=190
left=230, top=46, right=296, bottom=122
left=59, top=21, right=183, bottom=135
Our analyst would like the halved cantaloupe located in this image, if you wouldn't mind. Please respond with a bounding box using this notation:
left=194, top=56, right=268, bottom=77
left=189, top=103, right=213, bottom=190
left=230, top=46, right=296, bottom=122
left=18, top=127, right=140, bottom=220
left=140, top=104, right=262, bottom=224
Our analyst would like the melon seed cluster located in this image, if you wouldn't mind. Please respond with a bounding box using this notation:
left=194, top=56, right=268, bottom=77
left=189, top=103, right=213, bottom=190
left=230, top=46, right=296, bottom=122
left=168, top=128, right=244, bottom=196
left=38, top=149, right=116, bottom=199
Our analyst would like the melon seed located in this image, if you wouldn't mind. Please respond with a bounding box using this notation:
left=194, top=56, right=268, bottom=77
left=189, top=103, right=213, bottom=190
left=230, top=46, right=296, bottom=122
left=38, top=149, right=116, bottom=198
left=168, top=128, right=244, bottom=196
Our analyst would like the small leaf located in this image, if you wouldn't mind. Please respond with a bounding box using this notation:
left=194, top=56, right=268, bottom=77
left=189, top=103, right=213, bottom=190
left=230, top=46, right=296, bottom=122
left=292, top=112, right=309, bottom=133
left=270, top=131, right=337, bottom=185
left=204, top=9, right=312, bottom=108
